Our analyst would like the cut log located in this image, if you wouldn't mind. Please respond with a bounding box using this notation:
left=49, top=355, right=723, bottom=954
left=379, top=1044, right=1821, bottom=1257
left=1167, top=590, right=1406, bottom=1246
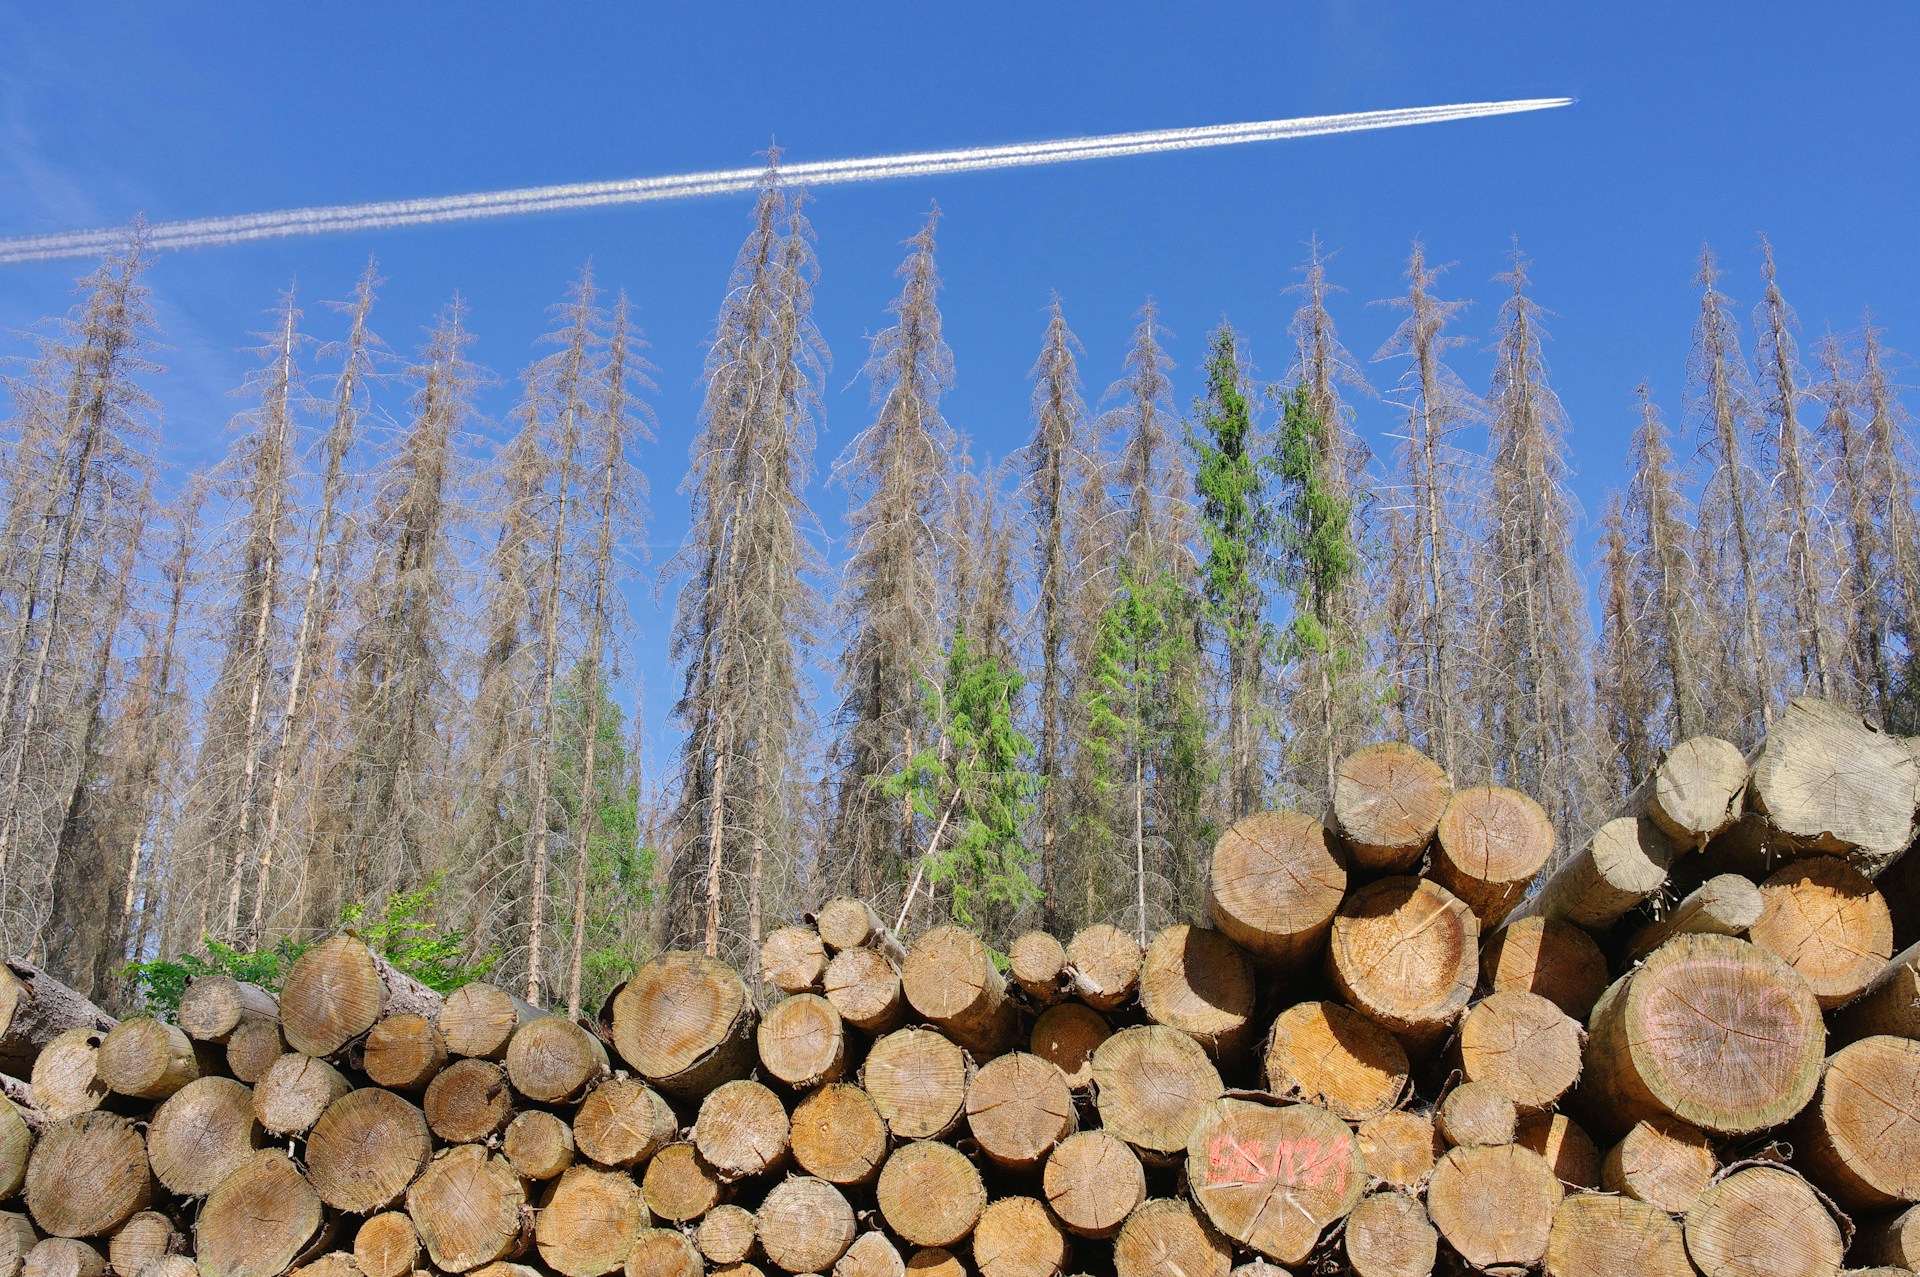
left=1261, top=999, right=1408, bottom=1122
left=1425, top=1143, right=1562, bottom=1271
left=1436, top=1081, right=1516, bottom=1148
left=534, top=1164, right=647, bottom=1277
left=353, top=1213, right=418, bottom=1277
left=833, top=1230, right=903, bottom=1277
left=1832, top=942, right=1920, bottom=1046
left=1332, top=741, right=1453, bottom=873
left=972, top=1197, right=1068, bottom=1277
left=863, top=1027, right=966, bottom=1141
left=696, top=1205, right=756, bottom=1266
left=902, top=926, right=1014, bottom=1056
left=194, top=1149, right=323, bottom=1277
left=1684, top=1165, right=1845, bottom=1277
left=875, top=1141, right=985, bottom=1249
left=1854, top=1205, right=1920, bottom=1271
left=284, top=1253, right=352, bottom=1277
left=1091, top=1025, right=1223, bottom=1160
left=1138, top=925, right=1255, bottom=1061
left=278, top=934, right=441, bottom=1058
left=904, top=1248, right=962, bottom=1277
left=406, top=1144, right=529, bottom=1273
left=26, top=1033, right=102, bottom=1122
left=1328, top=877, right=1479, bottom=1054
left=422, top=1057, right=514, bottom=1144
left=107, top=1212, right=179, bottom=1277
left=789, top=1082, right=888, bottom=1186
left=607, top=952, right=756, bottom=1100
left=1648, top=735, right=1749, bottom=845
left=623, top=1228, right=700, bottom=1277
left=638, top=1143, right=720, bottom=1223
left=1582, top=933, right=1825, bottom=1136
left=1624, top=872, right=1765, bottom=961
left=502, top=1110, right=574, bottom=1181
left=1508, top=815, right=1676, bottom=930
left=0, top=1100, right=31, bottom=1199
left=1042, top=1130, right=1144, bottom=1239
left=1431, top=785, right=1555, bottom=927
left=22, top=1113, right=148, bottom=1238
left=1112, top=1199, right=1230, bottom=1277
left=1185, top=1097, right=1365, bottom=1265
left=1515, top=1112, right=1600, bottom=1190
left=1007, top=932, right=1067, bottom=1004
left=141, top=1258, right=199, bottom=1277
left=1344, top=1190, right=1437, bottom=1277
left=1063, top=924, right=1141, bottom=1011
left=694, top=1079, right=789, bottom=1182
left=573, top=1078, right=675, bottom=1169
left=756, top=993, right=846, bottom=1089
left=93, top=1019, right=198, bottom=1101
left=362, top=1013, right=447, bottom=1092
left=1029, top=1003, right=1107, bottom=1091
left=756, top=1176, right=855, bottom=1274
left=1749, top=856, right=1894, bottom=1008
left=760, top=926, right=828, bottom=995
left=439, top=984, right=542, bottom=1062
left=1455, top=990, right=1583, bottom=1111
left=964, top=1052, right=1074, bottom=1171
left=144, top=1076, right=260, bottom=1197
left=0, top=1216, right=32, bottom=1277
left=821, top=948, right=904, bottom=1036
left=225, top=1014, right=285, bottom=1084
left=177, top=977, right=278, bottom=1045
left=21, top=1238, right=100, bottom=1277
left=1205, top=809, right=1348, bottom=967
left=1791, top=1034, right=1920, bottom=1212
left=505, top=1016, right=607, bottom=1104
left=0, top=964, right=114, bottom=1078
left=1748, top=696, right=1920, bottom=874
left=1544, top=1192, right=1691, bottom=1277
left=815, top=898, right=906, bottom=963
left=1356, top=1110, right=1437, bottom=1191
left=306, top=1088, right=432, bottom=1214
left=1481, top=915, right=1610, bottom=1021
left=252, top=1052, right=350, bottom=1137
left=1601, top=1116, right=1716, bottom=1215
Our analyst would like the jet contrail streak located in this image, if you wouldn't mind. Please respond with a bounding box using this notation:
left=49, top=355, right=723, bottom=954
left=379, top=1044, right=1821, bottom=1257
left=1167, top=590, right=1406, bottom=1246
left=0, top=98, right=1569, bottom=265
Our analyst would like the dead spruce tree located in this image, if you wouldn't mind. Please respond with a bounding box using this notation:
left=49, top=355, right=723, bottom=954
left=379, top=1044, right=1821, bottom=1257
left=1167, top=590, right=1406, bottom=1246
left=1859, top=317, right=1920, bottom=724
left=1621, top=387, right=1707, bottom=757
left=1815, top=336, right=1893, bottom=714
left=669, top=168, right=824, bottom=965
left=826, top=209, right=953, bottom=909
left=1593, top=494, right=1652, bottom=791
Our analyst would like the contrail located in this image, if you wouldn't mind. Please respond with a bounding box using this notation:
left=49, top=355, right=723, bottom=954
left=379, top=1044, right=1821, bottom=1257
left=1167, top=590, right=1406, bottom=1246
left=0, top=98, right=1569, bottom=266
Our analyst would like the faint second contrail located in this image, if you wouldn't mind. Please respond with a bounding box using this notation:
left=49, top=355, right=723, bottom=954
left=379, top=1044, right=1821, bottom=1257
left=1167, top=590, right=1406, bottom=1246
left=0, top=98, right=1570, bottom=265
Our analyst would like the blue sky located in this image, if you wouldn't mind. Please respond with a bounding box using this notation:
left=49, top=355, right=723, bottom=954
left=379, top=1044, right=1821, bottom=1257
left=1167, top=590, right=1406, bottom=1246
left=2, top=3, right=1917, bottom=776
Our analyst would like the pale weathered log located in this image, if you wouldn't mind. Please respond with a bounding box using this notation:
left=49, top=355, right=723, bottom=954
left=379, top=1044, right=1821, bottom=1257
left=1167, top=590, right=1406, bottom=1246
left=0, top=1098, right=32, bottom=1200
left=760, top=926, right=828, bottom=996
left=278, top=935, right=442, bottom=1059
left=695, top=1205, right=756, bottom=1266
left=1454, top=990, right=1583, bottom=1112
left=902, top=926, right=1014, bottom=1056
left=606, top=952, right=756, bottom=1100
left=252, top=1052, right=350, bottom=1137
left=177, top=977, right=279, bottom=1045
left=0, top=1215, right=33, bottom=1277
left=22, top=1113, right=149, bottom=1238
left=439, top=984, right=542, bottom=1062
left=821, top=947, right=904, bottom=1036
left=193, top=1149, right=323, bottom=1277
left=833, top=1229, right=904, bottom=1277
left=141, top=1257, right=200, bottom=1277
left=1683, top=1165, right=1845, bottom=1277
left=1029, top=1002, right=1107, bottom=1091
left=502, top=1110, right=574, bottom=1182
left=1507, top=815, right=1676, bottom=931
left=1112, top=1199, right=1230, bottom=1277
left=815, top=898, right=906, bottom=964
left=225, top=1014, right=285, bottom=1084
left=1425, top=1143, right=1562, bottom=1271
left=21, top=1238, right=101, bottom=1277
left=1333, top=741, right=1453, bottom=873
left=1042, top=1130, right=1144, bottom=1240
left=694, top=1080, right=789, bottom=1182
left=572, top=1078, right=675, bottom=1170
left=1515, top=1111, right=1600, bottom=1190
left=1791, top=1034, right=1920, bottom=1212
left=1436, top=1081, right=1516, bottom=1148
left=93, top=1020, right=198, bottom=1102
left=875, top=1141, right=985, bottom=1249
left=1543, top=1192, right=1691, bottom=1277
left=1748, top=856, right=1894, bottom=1008
left=1831, top=941, right=1920, bottom=1045
left=623, top=1228, right=700, bottom=1277
left=863, top=1028, right=966, bottom=1141
left=1431, top=785, right=1556, bottom=927
left=789, top=1083, right=888, bottom=1186
left=1263, top=1000, right=1408, bottom=1122
left=1344, top=1190, right=1437, bottom=1277
left=1647, top=735, right=1748, bottom=845
left=972, top=1196, right=1068, bottom=1277
left=1091, top=1025, right=1223, bottom=1160
left=1624, top=872, right=1765, bottom=961
left=353, top=1213, right=419, bottom=1277
left=504, top=1016, right=607, bottom=1104
left=534, top=1164, right=647, bottom=1277
left=964, top=1052, right=1074, bottom=1171
left=362, top=1013, right=447, bottom=1092
left=0, top=965, right=114, bottom=1079
left=1000, top=932, right=1061, bottom=1006
left=1748, top=696, right=1920, bottom=874
left=422, top=1057, right=514, bottom=1144
left=1185, top=1097, right=1364, bottom=1265
left=1356, top=1110, right=1438, bottom=1191
left=106, top=1212, right=178, bottom=1277
left=406, top=1144, right=529, bottom=1273
left=1139, top=925, right=1255, bottom=1061
left=756, top=993, right=846, bottom=1089
left=1601, top=1115, right=1716, bottom=1215
left=638, top=1143, right=720, bottom=1223
left=1480, top=915, right=1610, bottom=1021
left=145, top=1076, right=260, bottom=1197
left=25, top=1033, right=101, bottom=1123
left=756, top=1176, right=855, bottom=1274
left=1063, top=924, right=1141, bottom=1011
left=1328, top=877, right=1479, bottom=1054
left=285, top=1252, right=354, bottom=1277
left=1205, top=809, right=1348, bottom=968
left=306, top=1089, right=432, bottom=1214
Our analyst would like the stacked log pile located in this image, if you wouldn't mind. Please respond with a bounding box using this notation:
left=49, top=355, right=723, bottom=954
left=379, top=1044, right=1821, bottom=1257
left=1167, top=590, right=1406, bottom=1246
left=0, top=694, right=1916, bottom=1277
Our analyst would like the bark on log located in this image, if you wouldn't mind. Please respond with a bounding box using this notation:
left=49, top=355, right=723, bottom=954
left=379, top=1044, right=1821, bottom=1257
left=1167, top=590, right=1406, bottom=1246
left=93, top=1020, right=198, bottom=1101
left=1748, top=696, right=1920, bottom=875
left=193, top=1149, right=323, bottom=1277
left=505, top=1016, right=607, bottom=1104
left=225, top=1015, right=284, bottom=1084
left=815, top=898, right=906, bottom=964
left=1356, top=1110, right=1437, bottom=1191
left=1454, top=990, right=1583, bottom=1112
left=863, top=1028, right=966, bottom=1141
left=1853, top=1205, right=1920, bottom=1271
left=0, top=965, right=114, bottom=1079
left=638, top=1143, right=720, bottom=1223
left=1007, top=932, right=1067, bottom=1005
left=107, top=1212, right=180, bottom=1277
left=1185, top=1097, right=1364, bottom=1265
left=789, top=1083, right=888, bottom=1186
left=252, top=1053, right=350, bottom=1137
left=306, top=1088, right=432, bottom=1214
left=1431, top=785, right=1556, bottom=927
left=1344, top=1190, right=1437, bottom=1277
left=972, top=1196, right=1067, bottom=1277
left=573, top=1078, right=675, bottom=1169
left=756, top=1176, right=855, bottom=1274
left=422, top=1057, right=513, bottom=1144
left=964, top=1052, right=1074, bottom=1171
left=1790, top=1034, right=1920, bottom=1212
left=1515, top=1111, right=1600, bottom=1190
left=756, top=993, right=846, bottom=1089
left=1425, top=1143, right=1562, bottom=1271
left=1831, top=942, right=1920, bottom=1046
left=1333, top=741, right=1453, bottom=874
left=875, top=1141, right=985, bottom=1249
left=1261, top=1000, right=1408, bottom=1121
left=1647, top=735, right=1748, bottom=845
left=25, top=1033, right=102, bottom=1122
left=177, top=977, right=278, bottom=1045
left=1029, top=1003, right=1107, bottom=1091
left=22, top=1113, right=149, bottom=1238
left=694, top=1080, right=789, bottom=1182
left=353, top=1213, right=418, bottom=1277
left=607, top=952, right=756, bottom=1100
left=534, top=1164, right=646, bottom=1277
left=502, top=1110, right=573, bottom=1182
left=278, top=935, right=441, bottom=1058
left=1480, top=915, right=1610, bottom=1021
left=1683, top=1165, right=1845, bottom=1277
left=1112, top=1199, right=1230, bottom=1277
left=1582, top=933, right=1825, bottom=1136
left=833, top=1230, right=904, bottom=1277
left=21, top=1238, right=100, bottom=1277
left=760, top=926, right=828, bottom=996
left=145, top=1076, right=260, bottom=1197
left=902, top=926, right=1014, bottom=1056
left=695, top=1204, right=755, bottom=1266
left=1328, top=877, right=1479, bottom=1054
left=406, top=1144, right=529, bottom=1273
left=1205, top=810, right=1348, bottom=968
left=821, top=948, right=904, bottom=1036
left=439, top=984, right=542, bottom=1062
left=362, top=1013, right=446, bottom=1093
left=1139, top=925, right=1256, bottom=1061
left=1625, top=873, right=1765, bottom=961
left=1436, top=1081, right=1516, bottom=1148
left=1749, top=856, right=1894, bottom=1008
left=1090, top=1025, right=1223, bottom=1160
left=1042, top=1130, right=1144, bottom=1239
left=1600, top=1116, right=1716, bottom=1215
left=623, top=1228, right=700, bottom=1277
left=1063, top=924, right=1141, bottom=1011
left=1508, top=815, right=1677, bottom=931
left=1544, top=1192, right=1691, bottom=1277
